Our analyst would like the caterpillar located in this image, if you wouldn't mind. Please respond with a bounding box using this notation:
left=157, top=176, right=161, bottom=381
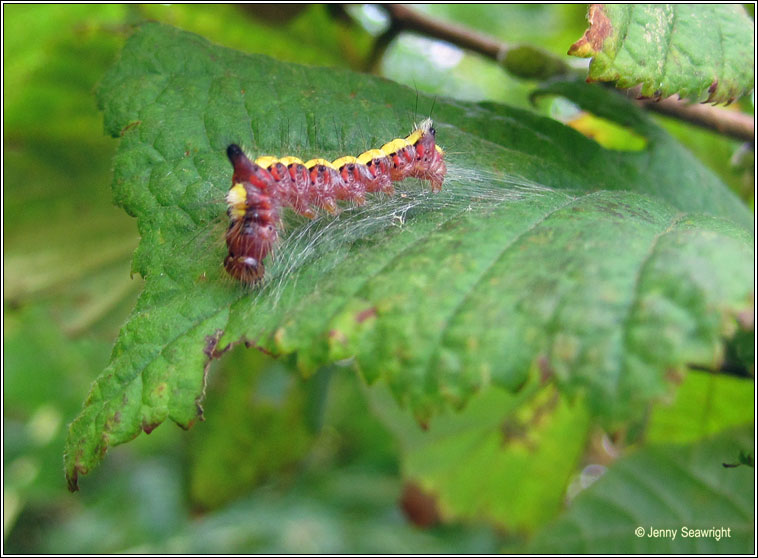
left=224, top=118, right=446, bottom=284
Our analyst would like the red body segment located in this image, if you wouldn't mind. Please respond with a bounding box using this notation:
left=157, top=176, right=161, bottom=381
left=409, top=131, right=446, bottom=193
left=267, top=161, right=315, bottom=219
left=363, top=156, right=394, bottom=194
left=387, top=144, right=417, bottom=183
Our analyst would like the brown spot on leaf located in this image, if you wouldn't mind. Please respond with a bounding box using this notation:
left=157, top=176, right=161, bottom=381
left=236, top=335, right=280, bottom=357
left=142, top=421, right=160, bottom=434
left=97, top=439, right=109, bottom=459
left=179, top=417, right=199, bottom=430
left=501, top=390, right=559, bottom=449
left=665, top=367, right=685, bottom=385
left=329, top=329, right=348, bottom=346
left=253, top=343, right=278, bottom=357
left=537, top=354, right=554, bottom=383
left=501, top=417, right=534, bottom=449
left=355, top=306, right=377, bottom=323
left=568, top=4, right=613, bottom=57
left=67, top=470, right=80, bottom=492
left=203, top=329, right=226, bottom=359
left=119, top=120, right=141, bottom=136
left=400, top=482, right=440, bottom=528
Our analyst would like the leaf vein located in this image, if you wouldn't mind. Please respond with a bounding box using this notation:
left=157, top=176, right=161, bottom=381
left=615, top=210, right=687, bottom=398
left=425, top=191, right=596, bottom=386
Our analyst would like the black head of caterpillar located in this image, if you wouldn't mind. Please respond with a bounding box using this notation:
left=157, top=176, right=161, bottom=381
left=223, top=119, right=446, bottom=285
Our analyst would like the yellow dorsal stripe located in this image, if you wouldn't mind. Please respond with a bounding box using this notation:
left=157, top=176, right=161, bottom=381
left=357, top=149, right=387, bottom=165
left=254, top=156, right=279, bottom=168
left=405, top=129, right=423, bottom=145
left=332, top=156, right=359, bottom=168
left=381, top=137, right=410, bottom=155
left=305, top=158, right=335, bottom=169
left=235, top=120, right=438, bottom=185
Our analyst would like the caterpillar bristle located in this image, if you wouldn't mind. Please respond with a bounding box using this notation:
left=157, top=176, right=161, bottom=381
left=224, top=120, right=447, bottom=284
left=415, top=118, right=434, bottom=133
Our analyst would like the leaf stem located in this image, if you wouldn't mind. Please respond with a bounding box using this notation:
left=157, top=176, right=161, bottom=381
left=380, top=4, right=755, bottom=143
left=635, top=95, right=755, bottom=143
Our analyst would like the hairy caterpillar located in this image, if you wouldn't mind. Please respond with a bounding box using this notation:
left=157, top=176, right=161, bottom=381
left=224, top=118, right=446, bottom=284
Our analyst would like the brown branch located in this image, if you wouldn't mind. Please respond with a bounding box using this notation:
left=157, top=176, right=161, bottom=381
left=383, top=3, right=570, bottom=79
left=636, top=96, right=754, bottom=143
left=384, top=3, right=509, bottom=61
left=381, top=4, right=755, bottom=143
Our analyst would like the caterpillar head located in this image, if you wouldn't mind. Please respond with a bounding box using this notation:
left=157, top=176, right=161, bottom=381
left=226, top=144, right=275, bottom=192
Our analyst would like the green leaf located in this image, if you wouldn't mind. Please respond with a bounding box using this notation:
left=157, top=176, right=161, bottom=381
left=3, top=5, right=139, bottom=335
left=4, top=304, right=114, bottom=507
left=187, top=347, right=313, bottom=509
left=137, top=4, right=373, bottom=70
left=569, top=5, right=755, bottom=103
left=135, top=468, right=502, bottom=553
left=2, top=4, right=127, bottom=137
left=524, top=426, right=754, bottom=553
left=367, top=381, right=591, bottom=531
left=646, top=372, right=753, bottom=445
left=65, top=23, right=753, bottom=488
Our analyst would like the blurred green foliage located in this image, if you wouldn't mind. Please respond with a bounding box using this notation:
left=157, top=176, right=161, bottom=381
left=3, top=4, right=753, bottom=553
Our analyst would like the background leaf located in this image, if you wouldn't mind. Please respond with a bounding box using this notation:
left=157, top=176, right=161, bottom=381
left=3, top=5, right=143, bottom=522
left=524, top=426, right=754, bottom=553
left=186, top=348, right=313, bottom=509
left=366, top=381, right=591, bottom=531
left=645, top=372, right=754, bottom=445
left=569, top=4, right=755, bottom=103
left=64, top=22, right=753, bottom=489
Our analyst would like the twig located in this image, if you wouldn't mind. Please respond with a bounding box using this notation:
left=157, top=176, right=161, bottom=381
left=636, top=96, right=754, bottom=143
left=382, top=4, right=570, bottom=79
left=383, top=4, right=511, bottom=62
left=381, top=4, right=755, bottom=143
